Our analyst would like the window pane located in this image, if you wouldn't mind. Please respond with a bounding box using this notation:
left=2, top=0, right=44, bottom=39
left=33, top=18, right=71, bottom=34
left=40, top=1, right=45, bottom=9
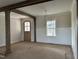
left=51, top=20, right=55, bottom=25
left=25, top=27, right=30, bottom=31
left=47, top=29, right=53, bottom=36
left=47, top=20, right=56, bottom=36
left=25, top=22, right=30, bottom=27
left=47, top=29, right=56, bottom=36
left=47, top=21, right=52, bottom=28
left=52, top=29, right=56, bottom=36
left=47, top=20, right=56, bottom=29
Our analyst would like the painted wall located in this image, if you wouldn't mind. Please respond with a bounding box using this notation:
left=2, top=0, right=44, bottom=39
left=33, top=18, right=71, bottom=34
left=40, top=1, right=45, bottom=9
left=71, top=0, right=77, bottom=59
left=36, top=11, right=71, bottom=45
left=0, top=12, right=6, bottom=47
left=0, top=11, right=71, bottom=47
left=10, top=18, right=22, bottom=44
left=0, top=12, right=22, bottom=47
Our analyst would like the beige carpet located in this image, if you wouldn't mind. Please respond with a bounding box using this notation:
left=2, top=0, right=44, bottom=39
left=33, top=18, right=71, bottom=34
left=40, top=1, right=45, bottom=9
left=0, top=42, right=73, bottom=59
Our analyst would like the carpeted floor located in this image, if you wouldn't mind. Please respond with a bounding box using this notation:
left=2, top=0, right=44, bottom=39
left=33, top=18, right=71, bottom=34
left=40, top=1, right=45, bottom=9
left=0, top=42, right=73, bottom=59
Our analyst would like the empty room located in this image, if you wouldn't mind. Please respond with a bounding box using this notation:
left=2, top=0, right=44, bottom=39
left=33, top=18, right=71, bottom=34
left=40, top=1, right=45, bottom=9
left=0, top=0, right=77, bottom=59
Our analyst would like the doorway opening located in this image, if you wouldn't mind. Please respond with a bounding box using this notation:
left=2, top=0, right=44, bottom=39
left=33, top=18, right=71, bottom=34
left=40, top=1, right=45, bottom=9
left=24, top=21, right=31, bottom=42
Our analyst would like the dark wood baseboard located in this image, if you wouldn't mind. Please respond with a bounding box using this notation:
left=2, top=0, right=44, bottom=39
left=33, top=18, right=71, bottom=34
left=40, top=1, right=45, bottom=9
left=36, top=42, right=71, bottom=47
left=70, top=47, right=75, bottom=59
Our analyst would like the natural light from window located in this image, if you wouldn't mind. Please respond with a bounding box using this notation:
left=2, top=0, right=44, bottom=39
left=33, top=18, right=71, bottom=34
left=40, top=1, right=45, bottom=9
left=24, top=22, right=30, bottom=31
left=47, top=20, right=56, bottom=36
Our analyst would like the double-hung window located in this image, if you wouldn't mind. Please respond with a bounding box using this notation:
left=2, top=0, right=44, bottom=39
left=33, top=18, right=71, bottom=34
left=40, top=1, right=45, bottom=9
left=47, top=20, right=56, bottom=36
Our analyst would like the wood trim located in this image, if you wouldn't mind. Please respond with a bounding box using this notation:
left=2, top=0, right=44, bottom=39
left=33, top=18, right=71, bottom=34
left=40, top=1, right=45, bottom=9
left=34, top=18, right=36, bottom=42
left=76, top=1, right=78, bottom=29
left=0, top=0, right=53, bottom=12
left=70, top=47, right=75, bottom=59
left=23, top=20, right=31, bottom=42
left=36, top=42, right=71, bottom=47
left=12, top=10, right=37, bottom=43
left=0, top=0, right=53, bottom=44
left=5, top=11, right=11, bottom=55
left=12, top=10, right=35, bottom=18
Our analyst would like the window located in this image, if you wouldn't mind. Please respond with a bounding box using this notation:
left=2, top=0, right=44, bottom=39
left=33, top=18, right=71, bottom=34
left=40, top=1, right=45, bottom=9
left=47, top=20, right=56, bottom=36
left=24, top=22, right=30, bottom=31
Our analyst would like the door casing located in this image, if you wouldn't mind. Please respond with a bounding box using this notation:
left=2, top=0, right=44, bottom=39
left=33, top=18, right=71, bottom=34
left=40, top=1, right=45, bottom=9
left=23, top=21, right=31, bottom=42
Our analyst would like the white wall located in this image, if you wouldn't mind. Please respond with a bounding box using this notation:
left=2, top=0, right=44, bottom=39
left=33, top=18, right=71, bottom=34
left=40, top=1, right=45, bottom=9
left=21, top=12, right=71, bottom=45
left=36, top=11, right=71, bottom=45
left=10, top=17, right=22, bottom=44
left=0, top=12, right=22, bottom=47
left=0, top=12, right=6, bottom=47
left=71, top=0, right=77, bottom=59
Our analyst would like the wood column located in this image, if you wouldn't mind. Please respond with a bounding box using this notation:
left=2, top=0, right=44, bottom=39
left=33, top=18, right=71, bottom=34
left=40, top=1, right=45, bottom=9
left=34, top=18, right=36, bottom=42
left=5, top=11, right=11, bottom=55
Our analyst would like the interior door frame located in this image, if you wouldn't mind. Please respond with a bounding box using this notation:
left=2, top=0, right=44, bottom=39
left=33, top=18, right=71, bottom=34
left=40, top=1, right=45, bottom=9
left=23, top=20, right=31, bottom=42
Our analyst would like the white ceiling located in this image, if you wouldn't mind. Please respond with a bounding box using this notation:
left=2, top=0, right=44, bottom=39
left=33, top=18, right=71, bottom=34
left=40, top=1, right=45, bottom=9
left=0, top=0, right=73, bottom=16
left=10, top=12, right=30, bottom=18
left=18, top=0, right=73, bottom=16
left=0, top=0, right=25, bottom=7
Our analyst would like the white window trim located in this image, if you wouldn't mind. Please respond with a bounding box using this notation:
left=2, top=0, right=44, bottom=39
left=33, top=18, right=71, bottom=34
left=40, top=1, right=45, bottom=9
left=47, top=20, right=56, bottom=36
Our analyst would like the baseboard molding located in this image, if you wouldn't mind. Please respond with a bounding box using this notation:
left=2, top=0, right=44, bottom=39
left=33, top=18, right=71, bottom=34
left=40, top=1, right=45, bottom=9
left=71, top=47, right=75, bottom=59
left=0, top=41, right=24, bottom=48
left=0, top=41, right=71, bottom=48
left=11, top=41, right=24, bottom=45
left=0, top=44, right=5, bottom=47
left=36, top=42, right=71, bottom=47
